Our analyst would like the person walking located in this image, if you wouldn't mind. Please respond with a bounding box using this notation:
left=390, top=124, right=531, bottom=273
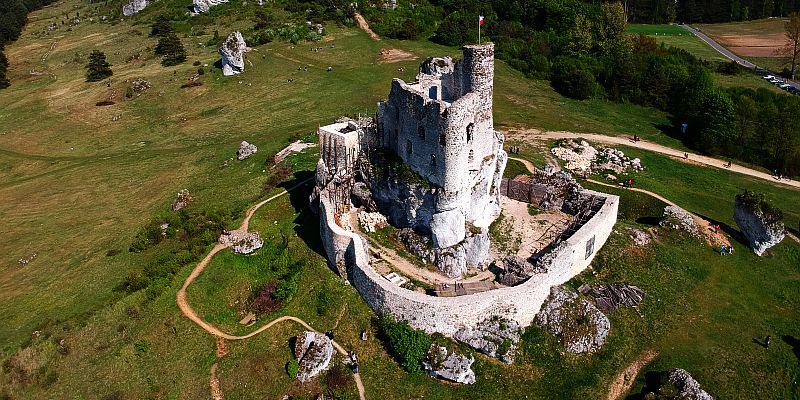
left=720, top=245, right=726, bottom=256
left=766, top=335, right=772, bottom=349
left=728, top=245, right=734, bottom=255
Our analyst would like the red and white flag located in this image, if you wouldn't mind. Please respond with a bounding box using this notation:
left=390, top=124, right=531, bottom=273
left=479, top=15, right=485, bottom=25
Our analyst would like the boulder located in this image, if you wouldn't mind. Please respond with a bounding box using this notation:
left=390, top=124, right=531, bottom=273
left=191, top=0, right=228, bottom=14
left=423, top=344, right=475, bottom=384
left=498, top=255, right=546, bottom=286
left=122, top=0, right=147, bottom=16
left=219, top=31, right=248, bottom=76
left=237, top=141, right=257, bottom=160
left=351, top=182, right=376, bottom=211
left=645, top=369, right=714, bottom=400
left=535, top=285, right=610, bottom=354
left=630, top=228, right=651, bottom=246
left=294, top=331, right=334, bottom=383
left=218, top=230, right=263, bottom=254
left=660, top=205, right=698, bottom=236
left=357, top=210, right=388, bottom=233
left=171, top=189, right=192, bottom=211
left=454, top=316, right=521, bottom=364
left=733, top=192, right=785, bottom=256
left=430, top=209, right=466, bottom=248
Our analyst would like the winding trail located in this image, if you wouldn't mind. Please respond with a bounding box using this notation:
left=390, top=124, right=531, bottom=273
left=607, top=350, right=659, bottom=400
left=354, top=13, right=380, bottom=41
left=510, top=129, right=800, bottom=189
left=176, top=177, right=367, bottom=400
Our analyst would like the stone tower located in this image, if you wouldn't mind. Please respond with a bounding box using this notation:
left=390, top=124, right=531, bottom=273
left=375, top=43, right=507, bottom=275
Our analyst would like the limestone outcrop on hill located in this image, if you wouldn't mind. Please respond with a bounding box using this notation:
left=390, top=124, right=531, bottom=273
left=218, top=231, right=263, bottom=254
left=535, top=285, right=610, bottom=353
left=191, top=0, right=228, bottom=14
left=122, top=0, right=147, bottom=16
left=454, top=316, right=521, bottom=364
left=423, top=344, right=475, bottom=384
left=294, top=331, right=334, bottom=382
left=644, top=369, right=714, bottom=400
left=237, top=141, right=257, bottom=160
left=219, top=31, right=248, bottom=76
left=660, top=205, right=699, bottom=236
left=734, top=191, right=784, bottom=256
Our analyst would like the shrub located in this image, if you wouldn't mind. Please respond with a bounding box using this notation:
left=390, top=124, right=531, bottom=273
left=197, top=67, right=204, bottom=75
left=85, top=50, right=113, bottom=82
left=251, top=280, right=282, bottom=314
left=286, top=359, right=299, bottom=379
left=133, top=339, right=150, bottom=356
left=377, top=314, right=432, bottom=373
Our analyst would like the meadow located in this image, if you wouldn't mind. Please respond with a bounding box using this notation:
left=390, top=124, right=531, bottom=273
left=1, top=0, right=799, bottom=398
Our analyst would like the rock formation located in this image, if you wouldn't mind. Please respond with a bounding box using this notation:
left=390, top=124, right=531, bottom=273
left=733, top=191, right=785, bottom=256
left=454, top=316, right=520, bottom=364
left=630, top=228, right=651, bottom=246
left=498, top=255, right=546, bottom=286
left=660, top=205, right=698, bottom=236
left=294, top=331, right=334, bottom=383
left=535, top=285, right=610, bottom=354
left=219, top=31, right=248, bottom=76
left=191, top=0, right=228, bottom=14
left=644, top=369, right=714, bottom=400
left=171, top=189, right=192, bottom=211
left=122, top=0, right=147, bottom=16
left=357, top=210, right=387, bottom=233
left=423, top=344, right=476, bottom=384
left=218, top=231, right=263, bottom=254
left=237, top=141, right=257, bottom=160
left=591, top=284, right=646, bottom=311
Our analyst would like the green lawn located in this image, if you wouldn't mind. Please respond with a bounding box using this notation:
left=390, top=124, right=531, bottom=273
left=627, top=23, right=693, bottom=36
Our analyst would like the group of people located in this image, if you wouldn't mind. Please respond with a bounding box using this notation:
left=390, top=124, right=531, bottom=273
left=326, top=330, right=361, bottom=374
left=719, top=244, right=735, bottom=255
left=622, top=179, right=634, bottom=188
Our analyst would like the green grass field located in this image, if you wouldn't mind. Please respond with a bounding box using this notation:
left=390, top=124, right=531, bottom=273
left=2, top=1, right=800, bottom=399
left=627, top=23, right=693, bottom=36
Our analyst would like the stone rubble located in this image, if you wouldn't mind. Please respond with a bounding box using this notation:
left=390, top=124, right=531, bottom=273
left=550, top=139, right=644, bottom=175
left=660, top=205, right=699, bottom=236
left=733, top=193, right=785, bottom=256
left=423, top=344, right=476, bottom=384
left=219, top=31, right=248, bottom=76
left=498, top=255, right=546, bottom=286
left=294, top=331, right=334, bottom=383
left=218, top=230, right=263, bottom=254
left=453, top=316, right=521, bottom=364
left=629, top=228, right=651, bottom=246
left=535, top=285, right=610, bottom=354
left=357, top=210, right=388, bottom=233
left=237, top=141, right=257, bottom=160
left=131, top=78, right=151, bottom=95
left=122, top=0, right=148, bottom=16
left=645, top=368, right=714, bottom=400
left=591, top=284, right=646, bottom=311
left=191, top=0, right=228, bottom=14
left=171, top=189, right=192, bottom=211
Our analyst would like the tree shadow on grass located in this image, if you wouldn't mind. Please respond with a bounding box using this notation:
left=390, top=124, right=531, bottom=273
left=279, top=171, right=325, bottom=257
left=625, top=370, right=666, bottom=400
left=782, top=335, right=800, bottom=361
left=696, top=213, right=747, bottom=245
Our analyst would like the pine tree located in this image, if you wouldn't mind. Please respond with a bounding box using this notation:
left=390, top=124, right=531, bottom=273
left=150, top=15, right=174, bottom=37
left=85, top=49, right=112, bottom=82
left=0, top=50, right=10, bottom=89
left=155, top=33, right=186, bottom=67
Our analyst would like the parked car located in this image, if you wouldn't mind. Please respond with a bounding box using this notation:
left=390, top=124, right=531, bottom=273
left=770, top=78, right=784, bottom=84
left=779, top=83, right=792, bottom=89
left=763, top=75, right=776, bottom=80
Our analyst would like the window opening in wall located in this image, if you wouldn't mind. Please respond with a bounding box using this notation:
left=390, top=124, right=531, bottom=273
left=466, top=123, right=474, bottom=142
left=418, top=126, right=425, bottom=140
left=585, top=235, right=595, bottom=260
left=439, top=133, right=446, bottom=146
left=429, top=86, right=438, bottom=100
left=406, top=140, right=413, bottom=156
left=431, top=154, right=437, bottom=167
left=468, top=149, right=474, bottom=163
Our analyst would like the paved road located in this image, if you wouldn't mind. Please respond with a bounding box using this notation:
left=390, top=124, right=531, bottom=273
left=679, top=24, right=800, bottom=90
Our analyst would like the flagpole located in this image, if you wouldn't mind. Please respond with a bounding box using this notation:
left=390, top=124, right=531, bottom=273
left=478, top=18, right=481, bottom=44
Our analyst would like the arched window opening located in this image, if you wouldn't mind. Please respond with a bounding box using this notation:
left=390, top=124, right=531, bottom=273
left=466, top=123, right=474, bottom=142
left=406, top=140, right=413, bottom=156
left=468, top=149, right=474, bottom=163
left=439, top=133, right=446, bottom=146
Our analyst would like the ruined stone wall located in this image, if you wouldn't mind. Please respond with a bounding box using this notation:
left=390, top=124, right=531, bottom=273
left=319, top=187, right=619, bottom=335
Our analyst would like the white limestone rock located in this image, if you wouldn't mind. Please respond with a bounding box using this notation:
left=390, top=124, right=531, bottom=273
left=419, top=56, right=454, bottom=76
left=430, top=209, right=465, bottom=248
left=358, top=210, right=388, bottom=233
left=660, top=205, right=699, bottom=236
left=219, top=31, right=248, bottom=76
left=191, top=0, right=228, bottom=14
left=454, top=316, right=520, bottom=364
left=171, top=189, right=192, bottom=211
left=733, top=192, right=785, bottom=256
left=122, top=0, right=147, bottom=16
left=535, top=285, right=610, bottom=354
left=423, top=344, right=475, bottom=384
left=218, top=230, right=263, bottom=254
left=237, top=141, right=257, bottom=160
left=294, top=331, right=334, bottom=383
left=630, top=228, right=651, bottom=246
left=664, top=369, right=714, bottom=400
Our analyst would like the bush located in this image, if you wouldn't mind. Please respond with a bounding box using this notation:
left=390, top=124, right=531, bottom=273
left=85, top=50, right=112, bottom=82
left=251, top=280, right=282, bottom=314
left=550, top=57, right=597, bottom=100
left=377, top=314, right=432, bottom=373
left=286, top=359, right=300, bottom=378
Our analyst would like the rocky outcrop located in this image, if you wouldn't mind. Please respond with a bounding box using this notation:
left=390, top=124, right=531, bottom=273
left=660, top=205, right=698, bottom=236
left=454, top=316, right=521, bottom=364
left=122, top=0, right=147, bottom=16
left=357, top=210, right=387, bottom=233
left=423, top=344, right=475, bottom=384
left=351, top=182, right=376, bottom=211
left=734, top=192, right=785, bottom=256
left=219, top=31, right=248, bottom=76
left=498, top=255, right=546, bottom=286
left=294, top=331, right=334, bottom=383
left=630, top=228, right=651, bottom=246
left=172, top=189, right=192, bottom=211
left=219, top=231, right=263, bottom=254
left=551, top=140, right=644, bottom=175
left=191, top=0, right=228, bottom=14
left=535, top=285, right=610, bottom=354
left=644, top=369, right=714, bottom=400
left=237, top=141, right=257, bottom=160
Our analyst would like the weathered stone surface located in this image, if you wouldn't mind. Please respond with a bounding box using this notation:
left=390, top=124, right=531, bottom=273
left=551, top=140, right=644, bottom=175
left=535, top=285, right=610, bottom=354
left=131, top=78, right=151, bottom=94
left=191, top=0, right=228, bottom=14
left=219, top=31, right=247, bottom=76
left=219, top=230, right=263, bottom=254
left=357, top=210, right=388, bottom=233
left=734, top=193, right=785, bottom=256
left=172, top=189, right=192, bottom=211
left=423, top=344, right=475, bottom=384
left=431, top=210, right=466, bottom=248
left=630, top=228, right=651, bottom=246
left=646, top=369, right=714, bottom=400
left=498, top=255, right=546, bottom=286
left=591, top=284, right=646, bottom=311
left=122, top=0, right=147, bottom=16
left=419, top=56, right=454, bottom=76
left=294, top=331, right=334, bottom=383
left=454, top=316, right=520, bottom=364
left=237, top=141, right=257, bottom=160
left=351, top=182, right=375, bottom=211
left=660, top=205, right=698, bottom=236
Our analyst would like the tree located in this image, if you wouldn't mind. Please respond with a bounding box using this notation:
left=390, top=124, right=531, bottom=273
left=85, top=50, right=112, bottom=82
left=596, top=2, right=627, bottom=55
left=568, top=14, right=593, bottom=55
left=150, top=15, right=174, bottom=37
left=783, top=12, right=800, bottom=80
left=377, top=315, right=432, bottom=373
left=154, top=33, right=186, bottom=67
left=0, top=51, right=9, bottom=89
